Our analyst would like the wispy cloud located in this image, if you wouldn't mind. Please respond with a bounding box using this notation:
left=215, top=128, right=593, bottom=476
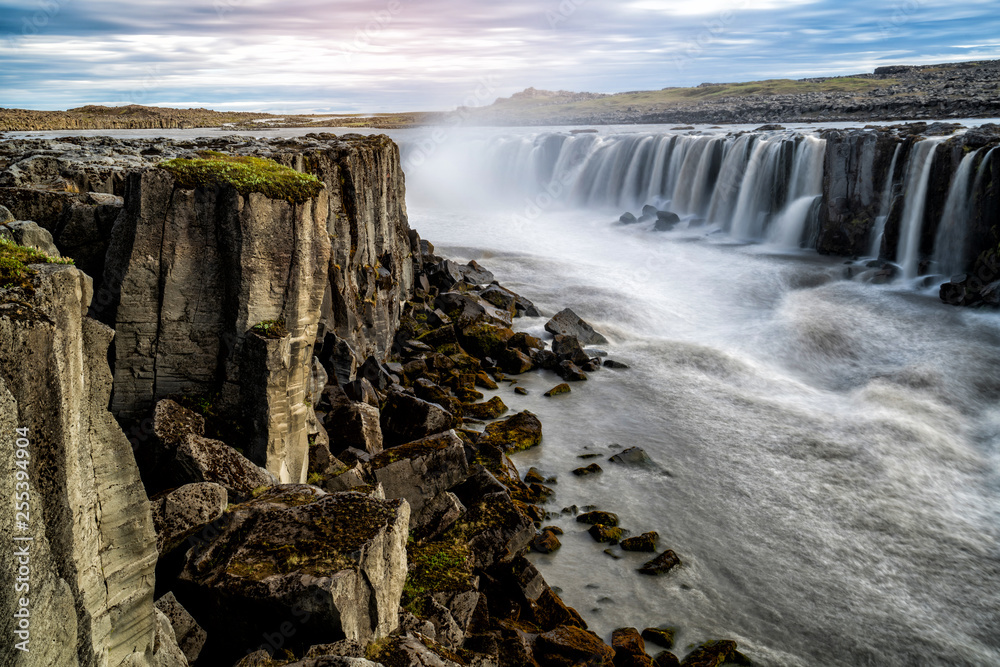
left=0, top=0, right=998, bottom=111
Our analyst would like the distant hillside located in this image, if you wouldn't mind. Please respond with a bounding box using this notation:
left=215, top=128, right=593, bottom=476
left=0, top=105, right=277, bottom=131
left=464, top=60, right=1000, bottom=125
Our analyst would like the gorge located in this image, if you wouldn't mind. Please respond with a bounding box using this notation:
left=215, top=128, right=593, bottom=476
left=0, top=120, right=998, bottom=667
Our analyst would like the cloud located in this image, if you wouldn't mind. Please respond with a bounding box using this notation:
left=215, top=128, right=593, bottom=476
left=0, top=0, right=998, bottom=111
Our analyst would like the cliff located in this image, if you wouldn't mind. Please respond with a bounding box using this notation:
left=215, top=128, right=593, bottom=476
left=0, top=264, right=181, bottom=666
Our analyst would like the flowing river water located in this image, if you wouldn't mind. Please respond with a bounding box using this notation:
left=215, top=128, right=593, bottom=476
left=10, top=122, right=1000, bottom=666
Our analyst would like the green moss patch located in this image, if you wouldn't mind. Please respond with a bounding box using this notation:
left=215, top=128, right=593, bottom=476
left=0, top=237, right=73, bottom=291
left=159, top=151, right=323, bottom=204
left=402, top=539, right=475, bottom=615
left=251, top=318, right=288, bottom=339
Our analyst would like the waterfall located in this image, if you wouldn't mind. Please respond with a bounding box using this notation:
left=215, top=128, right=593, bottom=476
left=869, top=143, right=902, bottom=257
left=766, top=135, right=826, bottom=247
left=896, top=138, right=945, bottom=279
left=931, top=148, right=982, bottom=277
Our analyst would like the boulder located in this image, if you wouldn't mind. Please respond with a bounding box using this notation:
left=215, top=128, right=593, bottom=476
left=151, top=482, right=229, bottom=553
left=620, top=212, right=639, bottom=224
left=151, top=608, right=190, bottom=667
left=588, top=525, right=624, bottom=544
left=642, top=628, right=676, bottom=650
left=0, top=203, right=13, bottom=223
left=462, top=396, right=509, bottom=420
left=369, top=431, right=470, bottom=530
left=544, top=383, right=572, bottom=397
left=653, top=652, right=681, bottom=667
left=343, top=377, right=380, bottom=408
left=576, top=511, right=619, bottom=526
left=452, top=492, right=536, bottom=569
left=477, top=410, right=543, bottom=453
left=367, top=633, right=465, bottom=666
left=642, top=205, right=659, bottom=217
left=359, top=355, right=393, bottom=392
left=545, top=308, right=609, bottom=345
left=380, top=389, right=457, bottom=448
left=613, top=627, right=650, bottom=667
left=621, top=532, right=659, bottom=552
left=654, top=211, right=681, bottom=231
left=639, top=550, right=682, bottom=576
left=5, top=220, right=61, bottom=256
left=174, top=433, right=275, bottom=502
left=679, top=640, right=739, bottom=667
left=152, top=398, right=207, bottom=464
left=609, top=447, right=653, bottom=465
left=551, top=334, right=590, bottom=364
left=573, top=463, right=603, bottom=476
left=534, top=626, right=616, bottom=666
left=604, top=359, right=630, bottom=369
left=499, top=347, right=534, bottom=374
left=155, top=592, right=208, bottom=663
left=178, top=487, right=409, bottom=662
left=532, top=529, right=563, bottom=554
left=322, top=388, right=384, bottom=455
left=459, top=321, right=515, bottom=359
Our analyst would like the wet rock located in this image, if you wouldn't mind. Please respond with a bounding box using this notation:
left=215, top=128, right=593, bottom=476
left=150, top=482, right=228, bottom=553
left=551, top=334, right=590, bottom=364
left=588, top=524, right=624, bottom=544
left=532, top=528, right=563, bottom=554
left=515, top=387, right=529, bottom=396
left=531, top=587, right=588, bottom=631
left=639, top=550, right=682, bottom=576
left=477, top=410, right=543, bottom=453
left=620, top=212, right=639, bottom=224
left=462, top=396, right=509, bottom=420
left=621, top=532, right=659, bottom=552
left=609, top=447, right=653, bottom=465
left=581, top=358, right=602, bottom=372
left=534, top=626, right=616, bottom=666
left=479, top=283, right=518, bottom=314
left=544, top=383, right=572, bottom=397
left=369, top=430, right=470, bottom=529
left=653, top=212, right=681, bottom=231
left=475, top=370, right=500, bottom=390
left=642, top=628, right=676, bottom=650
left=576, top=510, right=619, bottom=526
left=499, top=347, right=534, bottom=374
left=459, top=321, right=515, bottom=359
left=679, top=640, right=739, bottom=667
left=525, top=467, right=546, bottom=484
left=612, top=627, right=649, bottom=665
left=604, top=359, right=630, bottom=369
left=572, top=463, right=603, bottom=476
left=155, top=592, right=207, bottom=663
left=174, top=433, right=275, bottom=502
left=380, top=389, right=457, bottom=448
left=642, top=205, right=659, bottom=217
left=545, top=307, right=609, bottom=345
left=557, top=360, right=588, bottom=381
left=653, top=652, right=681, bottom=667
left=178, top=487, right=409, bottom=661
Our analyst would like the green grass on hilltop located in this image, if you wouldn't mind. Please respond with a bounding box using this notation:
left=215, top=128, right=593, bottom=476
left=159, top=151, right=323, bottom=204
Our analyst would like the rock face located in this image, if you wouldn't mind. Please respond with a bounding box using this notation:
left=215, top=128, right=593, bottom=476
left=0, top=265, right=159, bottom=666
left=178, top=486, right=409, bottom=663
left=105, top=167, right=331, bottom=484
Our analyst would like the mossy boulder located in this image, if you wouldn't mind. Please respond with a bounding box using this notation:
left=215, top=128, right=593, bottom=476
left=445, top=492, right=535, bottom=569
left=544, top=383, right=572, bottom=397
left=679, top=640, right=740, bottom=667
left=366, top=633, right=465, bottom=667
left=459, top=321, right=514, bottom=359
left=380, top=389, right=457, bottom=448
left=572, top=463, right=603, bottom=476
left=174, top=433, right=275, bottom=502
left=533, top=625, right=616, bottom=667
left=531, top=529, right=562, bottom=554
left=576, top=511, right=619, bottom=527
left=499, top=347, right=534, bottom=374
left=462, top=396, right=509, bottom=420
left=178, top=487, right=409, bottom=661
left=642, top=628, right=676, bottom=650
left=401, top=539, right=476, bottom=616
left=477, top=411, right=543, bottom=453
left=588, top=524, right=624, bottom=544
left=621, top=532, right=659, bottom=552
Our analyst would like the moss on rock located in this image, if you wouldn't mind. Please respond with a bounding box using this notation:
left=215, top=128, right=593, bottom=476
left=0, top=237, right=73, bottom=292
left=477, top=411, right=542, bottom=453
left=159, top=151, right=324, bottom=204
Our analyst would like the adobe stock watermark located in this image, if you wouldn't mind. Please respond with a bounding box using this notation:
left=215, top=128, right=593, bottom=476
left=547, top=0, right=589, bottom=29
left=11, top=425, right=33, bottom=653
left=878, top=0, right=923, bottom=39
left=5, top=0, right=73, bottom=53
left=337, top=0, right=411, bottom=64
left=402, top=75, right=500, bottom=174
left=119, top=65, right=164, bottom=106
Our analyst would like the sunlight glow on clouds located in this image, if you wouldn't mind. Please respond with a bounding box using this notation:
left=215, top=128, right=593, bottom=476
left=0, top=0, right=998, bottom=112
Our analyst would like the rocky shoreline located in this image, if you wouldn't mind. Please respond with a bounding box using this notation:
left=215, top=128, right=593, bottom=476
left=0, top=134, right=753, bottom=666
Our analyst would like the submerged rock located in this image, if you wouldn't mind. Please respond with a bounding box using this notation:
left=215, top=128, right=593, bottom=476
left=576, top=511, right=619, bottom=526
left=639, top=550, right=682, bottom=576
left=609, top=446, right=653, bottom=465
left=621, top=531, right=659, bottom=552
left=545, top=383, right=572, bottom=397
left=572, top=463, right=603, bottom=476
left=642, top=627, right=677, bottom=649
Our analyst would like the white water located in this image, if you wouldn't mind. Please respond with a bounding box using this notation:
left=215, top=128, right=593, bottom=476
left=896, top=138, right=946, bottom=279
left=932, top=150, right=981, bottom=278
left=869, top=144, right=902, bottom=258
left=404, top=127, right=1000, bottom=667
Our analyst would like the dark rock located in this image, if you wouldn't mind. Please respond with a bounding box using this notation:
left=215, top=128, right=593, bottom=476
left=534, top=626, right=616, bottom=666
left=544, top=383, right=572, bottom=397
left=532, top=529, right=563, bottom=554
left=174, top=433, right=275, bottom=502
left=639, top=550, right=682, bottom=576
left=515, top=387, right=529, bottom=396
left=557, top=360, right=588, bottom=382
left=609, top=447, right=653, bottom=465
left=380, top=390, right=456, bottom=448
left=679, top=640, right=739, bottom=667
left=604, top=359, right=630, bottom=369
left=477, top=410, right=543, bottom=453
left=359, top=355, right=392, bottom=391
left=588, top=524, right=624, bottom=544
left=581, top=358, right=602, bottom=372
left=479, top=284, right=518, bottom=314
left=459, top=321, right=515, bottom=359
left=620, top=212, right=639, bottom=224
left=576, top=511, right=618, bottom=526
left=620, top=532, right=659, bottom=552
left=150, top=482, right=228, bottom=553
left=525, top=467, right=546, bottom=484
left=654, top=211, right=681, bottom=231
left=551, top=334, right=590, bottom=364
left=612, top=627, right=649, bottom=666
left=462, top=396, right=509, bottom=420
left=322, top=387, right=384, bottom=455
left=653, top=651, right=681, bottom=667
left=475, top=370, right=499, bottom=390
left=499, top=347, right=534, bottom=375
left=642, top=628, right=676, bottom=650
left=572, top=463, right=603, bottom=476
left=343, top=377, right=380, bottom=408
left=545, top=308, right=609, bottom=345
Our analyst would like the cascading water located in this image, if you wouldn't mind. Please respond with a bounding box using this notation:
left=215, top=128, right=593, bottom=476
left=932, top=148, right=982, bottom=277
left=869, top=143, right=902, bottom=257
left=895, top=137, right=946, bottom=279
left=765, top=135, right=826, bottom=247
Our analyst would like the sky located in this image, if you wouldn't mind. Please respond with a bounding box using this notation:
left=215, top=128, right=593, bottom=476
left=1, top=0, right=999, bottom=113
